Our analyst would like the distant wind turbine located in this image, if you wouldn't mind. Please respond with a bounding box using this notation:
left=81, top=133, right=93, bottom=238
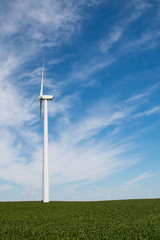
left=38, top=62, right=53, bottom=203
left=96, top=187, right=99, bottom=201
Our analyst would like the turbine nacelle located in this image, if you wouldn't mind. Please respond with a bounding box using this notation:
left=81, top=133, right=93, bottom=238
left=39, top=95, right=54, bottom=101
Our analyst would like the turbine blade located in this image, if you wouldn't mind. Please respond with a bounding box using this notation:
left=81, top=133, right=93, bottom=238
left=40, top=99, right=42, bottom=124
left=40, top=60, right=44, bottom=96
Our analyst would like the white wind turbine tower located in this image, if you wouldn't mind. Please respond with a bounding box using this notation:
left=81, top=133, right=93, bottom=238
left=96, top=187, right=99, bottom=201
left=38, top=63, right=53, bottom=203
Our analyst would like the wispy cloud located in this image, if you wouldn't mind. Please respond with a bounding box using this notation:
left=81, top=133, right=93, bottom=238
left=125, top=172, right=154, bottom=187
left=0, top=0, right=81, bottom=42
left=0, top=82, right=36, bottom=128
left=49, top=93, right=80, bottom=121
left=123, top=31, right=160, bottom=53
left=126, top=82, right=160, bottom=102
left=123, top=171, right=155, bottom=193
left=47, top=100, right=142, bottom=187
left=0, top=70, right=159, bottom=193
left=136, top=106, right=160, bottom=117
left=68, top=0, right=154, bottom=87
left=100, top=26, right=123, bottom=53
left=0, top=77, right=159, bottom=190
left=0, top=184, right=14, bottom=191
left=0, top=96, right=140, bottom=190
left=99, top=0, right=152, bottom=54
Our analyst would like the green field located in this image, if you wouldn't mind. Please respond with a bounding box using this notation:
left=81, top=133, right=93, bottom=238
left=0, top=199, right=160, bottom=239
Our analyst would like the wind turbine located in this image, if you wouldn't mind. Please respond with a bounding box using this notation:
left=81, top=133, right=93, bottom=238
left=96, top=187, right=99, bottom=201
left=38, top=63, right=53, bottom=203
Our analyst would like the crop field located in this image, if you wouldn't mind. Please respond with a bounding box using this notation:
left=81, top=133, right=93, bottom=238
left=0, top=199, right=160, bottom=239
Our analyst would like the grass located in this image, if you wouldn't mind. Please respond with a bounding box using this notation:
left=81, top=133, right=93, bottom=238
left=0, top=199, right=160, bottom=239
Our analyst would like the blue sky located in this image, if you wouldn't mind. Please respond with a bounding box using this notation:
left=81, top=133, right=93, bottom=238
left=0, top=0, right=160, bottom=201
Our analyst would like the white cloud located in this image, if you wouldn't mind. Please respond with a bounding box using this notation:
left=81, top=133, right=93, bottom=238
left=0, top=0, right=101, bottom=51
left=0, top=0, right=99, bottom=87
left=0, top=81, right=36, bottom=128
left=100, top=26, right=123, bottom=53
left=49, top=93, right=80, bottom=119
left=123, top=31, right=160, bottom=52
left=99, top=0, right=152, bottom=54
left=126, top=82, right=160, bottom=102
left=49, top=135, right=138, bottom=187
left=0, top=0, right=79, bottom=40
left=70, top=107, right=131, bottom=143
left=70, top=57, right=115, bottom=83
left=124, top=172, right=155, bottom=191
left=46, top=101, right=141, bottom=187
left=127, top=172, right=154, bottom=184
left=0, top=79, right=158, bottom=191
left=136, top=106, right=160, bottom=117
left=0, top=73, right=158, bottom=193
left=0, top=184, right=14, bottom=191
left=71, top=0, right=154, bottom=86
left=0, top=97, right=140, bottom=190
left=133, top=0, right=152, bottom=11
